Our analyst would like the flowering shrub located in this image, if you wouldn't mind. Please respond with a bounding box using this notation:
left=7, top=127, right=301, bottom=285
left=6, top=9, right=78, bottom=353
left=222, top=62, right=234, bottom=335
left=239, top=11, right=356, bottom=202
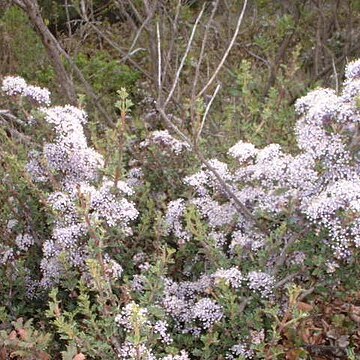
left=1, top=76, right=138, bottom=290
left=0, top=60, right=359, bottom=358
left=166, top=60, right=360, bottom=261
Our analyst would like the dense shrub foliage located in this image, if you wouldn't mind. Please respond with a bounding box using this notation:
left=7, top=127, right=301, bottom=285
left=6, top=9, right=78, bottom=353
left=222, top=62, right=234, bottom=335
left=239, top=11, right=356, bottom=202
left=0, top=57, right=359, bottom=358
left=1, top=1, right=360, bottom=359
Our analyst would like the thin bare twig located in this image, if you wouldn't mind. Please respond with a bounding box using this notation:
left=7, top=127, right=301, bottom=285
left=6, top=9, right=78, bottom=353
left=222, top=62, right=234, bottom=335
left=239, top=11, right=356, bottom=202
left=122, top=1, right=158, bottom=63
left=195, top=83, right=221, bottom=145
left=332, top=56, right=339, bottom=93
left=191, top=0, right=219, bottom=108
left=197, top=0, right=248, bottom=98
left=162, top=0, right=182, bottom=92
left=85, top=20, right=153, bottom=81
left=156, top=21, right=162, bottom=96
left=163, top=3, right=206, bottom=108
left=127, top=0, right=144, bottom=23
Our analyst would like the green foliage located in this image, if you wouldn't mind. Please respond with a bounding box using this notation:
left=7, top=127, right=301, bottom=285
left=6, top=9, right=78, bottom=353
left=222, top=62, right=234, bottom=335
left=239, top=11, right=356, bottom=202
left=75, top=52, right=139, bottom=95
left=0, top=7, right=54, bottom=85
left=223, top=58, right=297, bottom=150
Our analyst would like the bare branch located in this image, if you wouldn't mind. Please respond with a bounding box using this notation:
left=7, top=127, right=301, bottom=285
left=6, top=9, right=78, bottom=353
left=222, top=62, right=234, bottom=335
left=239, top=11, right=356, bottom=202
left=127, top=0, right=144, bottom=23
left=332, top=56, right=339, bottom=93
left=0, top=110, right=32, bottom=145
left=83, top=20, right=154, bottom=81
left=197, top=0, right=248, bottom=98
left=156, top=21, right=162, bottom=96
left=191, top=0, right=219, bottom=106
left=195, top=83, right=221, bottom=145
left=162, top=0, right=182, bottom=90
left=121, top=1, right=158, bottom=63
left=163, top=3, right=206, bottom=108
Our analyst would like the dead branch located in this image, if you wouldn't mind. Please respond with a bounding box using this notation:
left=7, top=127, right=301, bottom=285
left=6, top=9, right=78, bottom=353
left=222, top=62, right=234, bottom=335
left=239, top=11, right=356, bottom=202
left=197, top=0, right=248, bottom=98
left=12, top=0, right=77, bottom=106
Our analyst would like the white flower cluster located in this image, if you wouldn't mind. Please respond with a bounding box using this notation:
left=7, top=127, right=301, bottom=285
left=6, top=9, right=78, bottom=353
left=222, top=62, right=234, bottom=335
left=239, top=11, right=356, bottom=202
left=154, top=320, right=173, bottom=344
left=165, top=59, right=360, bottom=262
left=226, top=343, right=253, bottom=360
left=103, top=254, right=124, bottom=280
left=115, top=303, right=174, bottom=349
left=1, top=78, right=138, bottom=287
left=117, top=342, right=190, bottom=360
left=2, top=76, right=51, bottom=106
left=247, top=271, right=275, bottom=298
left=164, top=199, right=191, bottom=244
left=118, top=341, right=156, bottom=360
left=0, top=246, right=14, bottom=266
left=192, top=297, right=223, bottom=329
left=15, top=233, right=34, bottom=251
left=212, top=267, right=243, bottom=289
left=228, top=140, right=258, bottom=163
left=230, top=230, right=265, bottom=253
left=143, top=267, right=277, bottom=338
left=161, top=275, right=223, bottom=335
left=130, top=274, right=146, bottom=292
left=78, top=181, right=138, bottom=231
left=140, top=130, right=190, bottom=155
left=126, top=167, right=144, bottom=188
left=6, top=219, right=18, bottom=232
left=115, top=302, right=150, bottom=332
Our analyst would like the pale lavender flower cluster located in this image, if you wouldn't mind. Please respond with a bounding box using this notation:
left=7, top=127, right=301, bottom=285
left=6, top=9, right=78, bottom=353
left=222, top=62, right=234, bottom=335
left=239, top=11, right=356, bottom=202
left=126, top=167, right=144, bottom=188
left=154, top=320, right=173, bottom=344
left=115, top=303, right=173, bottom=350
left=1, top=78, right=138, bottom=287
left=192, top=298, right=223, bottom=329
left=130, top=274, right=146, bottom=292
left=228, top=141, right=258, bottom=164
left=115, top=302, right=150, bottom=332
left=247, top=271, right=275, bottom=298
left=161, top=275, right=223, bottom=335
left=6, top=219, right=18, bottom=232
left=77, top=181, right=138, bottom=232
left=0, top=246, right=14, bottom=265
left=118, top=341, right=156, bottom=360
left=165, top=59, right=360, bottom=262
left=212, top=267, right=243, bottom=289
left=226, top=343, right=253, bottom=360
left=289, top=251, right=306, bottom=266
left=157, top=267, right=275, bottom=333
left=132, top=252, right=150, bottom=272
left=230, top=230, right=265, bottom=253
left=2, top=76, right=51, bottom=106
left=140, top=130, right=190, bottom=155
left=103, top=254, right=124, bottom=280
left=164, top=199, right=191, bottom=244
left=250, top=329, right=265, bottom=345
left=15, top=233, right=34, bottom=251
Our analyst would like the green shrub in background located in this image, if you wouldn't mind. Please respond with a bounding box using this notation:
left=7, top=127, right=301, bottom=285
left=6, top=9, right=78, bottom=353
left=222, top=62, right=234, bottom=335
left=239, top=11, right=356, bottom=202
left=0, top=7, right=54, bottom=86
left=75, top=52, right=140, bottom=96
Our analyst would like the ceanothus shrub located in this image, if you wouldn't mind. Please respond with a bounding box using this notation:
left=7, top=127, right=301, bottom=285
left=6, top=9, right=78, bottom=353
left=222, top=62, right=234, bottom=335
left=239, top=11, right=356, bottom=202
left=1, top=76, right=138, bottom=289
left=1, top=59, right=359, bottom=358
left=165, top=59, right=360, bottom=261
